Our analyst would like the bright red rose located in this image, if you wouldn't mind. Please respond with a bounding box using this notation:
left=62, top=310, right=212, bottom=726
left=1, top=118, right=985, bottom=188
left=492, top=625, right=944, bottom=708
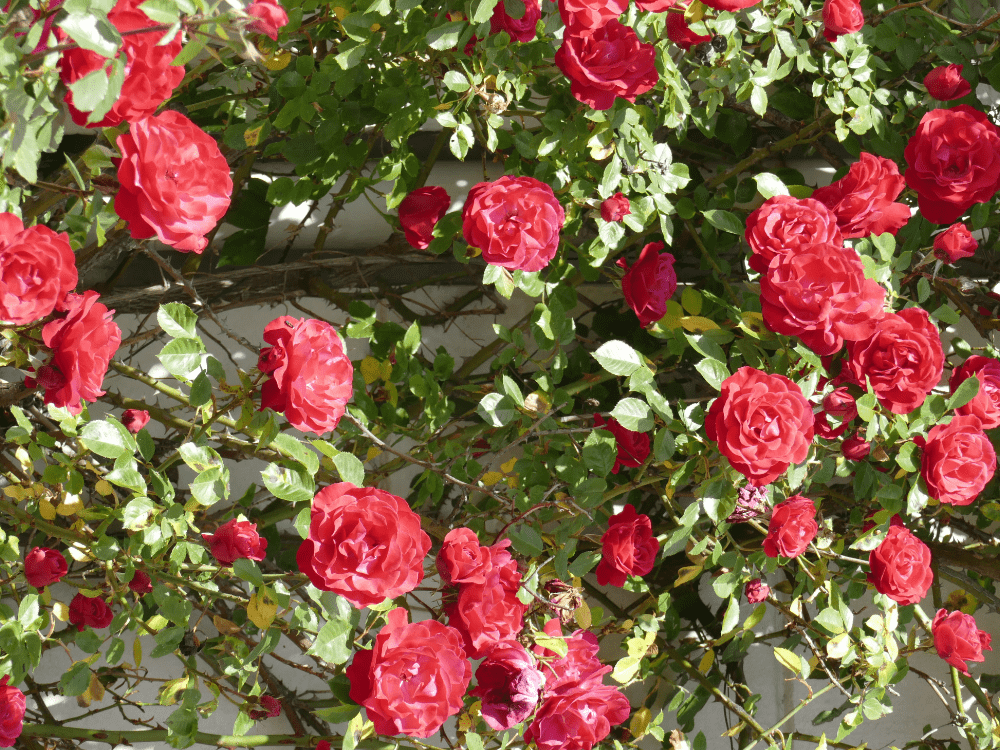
left=558, top=0, right=628, bottom=31
left=595, top=504, right=659, bottom=587
left=921, top=415, right=996, bottom=506
left=0, top=676, right=24, bottom=748
left=841, top=433, right=871, bottom=460
left=398, top=186, right=450, bottom=249
left=202, top=518, right=267, bottom=565
left=666, top=11, right=710, bottom=49
left=616, top=242, right=677, bottom=328
left=705, top=367, right=815, bottom=486
left=744, top=196, right=842, bottom=275
left=470, top=641, right=544, bottom=731
left=462, top=176, right=565, bottom=272
left=950, top=355, right=1000, bottom=429
left=347, top=608, right=471, bottom=737
left=744, top=578, right=769, bottom=604
left=844, top=307, right=944, bottom=415
left=904, top=105, right=1000, bottom=225
left=867, top=525, right=932, bottom=605
left=933, top=223, right=977, bottom=262
left=58, top=0, right=184, bottom=127
left=594, top=414, right=651, bottom=473
left=24, top=547, right=67, bottom=588
left=555, top=20, right=658, bottom=111
left=491, top=0, right=541, bottom=41
left=810, top=153, right=910, bottom=238
left=249, top=695, right=282, bottom=720
left=247, top=0, right=289, bottom=40
left=297, top=483, right=431, bottom=608
left=600, top=192, right=631, bottom=222
left=128, top=570, right=153, bottom=595
left=924, top=64, right=971, bottom=101
left=25, top=291, right=121, bottom=415
left=258, top=316, right=353, bottom=435
left=932, top=609, right=992, bottom=675
left=69, top=592, right=114, bottom=632
left=822, top=0, right=863, bottom=41
left=0, top=213, right=77, bottom=326
left=762, top=495, right=818, bottom=559
left=121, top=408, right=150, bottom=434
left=636, top=0, right=675, bottom=9
left=436, top=527, right=491, bottom=585
left=115, top=111, right=233, bottom=253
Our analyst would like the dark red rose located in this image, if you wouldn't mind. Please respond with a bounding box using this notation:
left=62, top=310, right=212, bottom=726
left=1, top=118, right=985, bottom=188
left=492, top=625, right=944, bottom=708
left=924, top=64, right=971, bottom=101
left=462, top=176, right=564, bottom=272
left=246, top=0, right=289, bottom=39
left=249, top=695, right=282, bottom=720
left=594, top=414, right=652, bottom=473
left=616, top=242, right=677, bottom=328
left=601, top=192, right=631, bottom=222
left=24, top=547, right=67, bottom=588
left=0, top=213, right=77, bottom=326
left=904, top=105, right=1000, bottom=225
left=950, top=355, right=1000, bottom=429
left=202, top=519, right=267, bottom=566
left=595, top=504, right=659, bottom=587
left=744, top=578, right=770, bottom=604
left=868, top=525, right=932, bottom=605
left=844, top=307, right=944, bottom=415
left=398, top=186, right=450, bottom=250
left=762, top=495, right=818, bottom=559
left=436, top=527, right=491, bottom=585
left=347, top=608, right=471, bottom=737
left=921, top=415, right=996, bottom=506
left=705, top=367, right=815, bottom=486
left=68, top=592, right=114, bottom=632
left=744, top=196, right=842, bottom=275
left=822, top=0, right=863, bottom=41
left=815, top=410, right=852, bottom=440
left=491, top=0, right=541, bottom=41
left=810, top=153, right=910, bottom=238
left=115, top=111, right=233, bottom=253
left=128, top=570, right=153, bottom=595
left=258, top=316, right=353, bottom=435
left=933, top=223, right=977, bottom=262
left=558, top=0, right=628, bottom=31
left=841, top=433, right=871, bottom=460
left=823, top=388, right=858, bottom=421
left=555, top=20, right=658, bottom=111
left=0, top=676, right=25, bottom=748
left=121, top=408, right=150, bottom=434
left=470, top=641, right=544, bottom=731
left=297, top=482, right=431, bottom=608
left=666, top=11, right=710, bottom=49
left=932, top=609, right=992, bottom=675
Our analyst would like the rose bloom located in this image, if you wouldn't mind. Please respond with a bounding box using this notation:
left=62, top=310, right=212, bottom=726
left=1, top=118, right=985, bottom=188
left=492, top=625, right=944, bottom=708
left=249, top=695, right=282, bottom=720
left=297, top=482, right=431, bottom=608
left=121, top=408, right=150, bottom=434
left=347, top=608, right=471, bottom=737
left=115, top=111, right=233, bottom=253
left=822, top=0, right=863, bottom=41
left=823, top=387, right=858, bottom=421
left=616, top=242, right=677, bottom=328
left=844, top=307, right=944, bottom=415
left=762, top=495, right=818, bottom=559
left=595, top=504, right=659, bottom=587
left=810, top=153, right=910, bottom=238
left=950, top=355, right=1000, bottom=429
left=258, top=316, right=353, bottom=435
left=745, top=578, right=770, bottom=604
left=867, top=525, right=933, bottom=605
left=558, top=0, right=628, bottom=31
left=636, top=0, right=675, bottom=9
left=601, top=192, right=631, bottom=222
left=68, top=593, right=114, bottom=632
left=904, top=105, right=1000, bottom=225
left=666, top=11, right=710, bottom=49
left=594, top=414, right=651, bottom=473
left=921, top=415, right=996, bottom=506
left=436, top=528, right=492, bottom=585
left=247, top=0, right=290, bottom=40
left=760, top=242, right=885, bottom=356
left=491, top=0, right=541, bottom=41
left=202, top=519, right=267, bottom=565
left=744, top=195, right=842, bottom=275
left=25, top=291, right=121, bottom=415
left=129, top=570, right=153, bottom=595
left=0, top=676, right=24, bottom=748
left=924, top=64, right=971, bottom=101
left=555, top=20, right=658, bottom=110
left=706, top=367, right=815, bottom=486
left=58, top=0, right=184, bottom=127
left=471, top=641, right=545, bottom=731
left=841, top=433, right=871, bottom=460
left=933, top=223, right=977, bottom=263
left=24, top=547, right=67, bottom=588
left=398, top=186, right=450, bottom=250
left=932, top=609, right=992, bottom=675
left=0, top=213, right=77, bottom=326
left=462, top=176, right=565, bottom=272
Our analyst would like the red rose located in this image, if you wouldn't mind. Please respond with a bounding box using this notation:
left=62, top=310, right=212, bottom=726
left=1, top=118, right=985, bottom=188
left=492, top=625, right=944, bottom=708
left=600, top=192, right=631, bottom=222
left=121, top=408, right=150, bottom=434
left=921, top=415, right=996, bottom=506
left=398, top=186, right=450, bottom=249
left=58, top=0, right=184, bottom=127
left=595, top=504, right=659, bottom=587
left=24, top=547, right=67, bottom=588
left=950, top=355, right=1000, bottom=429
left=436, top=527, right=491, bottom=585
left=68, top=592, right=114, bottom=632
left=246, top=0, right=289, bottom=40
left=904, top=105, right=1000, bottom=225
left=115, top=111, right=233, bottom=253
left=347, top=607, right=471, bottom=737
left=555, top=20, right=658, bottom=111
left=470, top=641, right=544, bottom=731
left=744, top=196, right=842, bottom=275
left=666, top=11, right=710, bottom=49
left=762, top=495, right=818, bottom=559
left=636, top=0, right=675, bottom=9
left=932, top=609, right=992, bottom=675
left=462, top=176, right=565, bottom=272
left=491, top=0, right=541, bottom=41
left=258, top=316, right=353, bottom=435
left=558, top=0, right=628, bottom=31
left=810, top=153, right=910, bottom=238
left=821, top=0, right=863, bottom=41
left=867, top=525, right=933, bottom=605
left=249, top=695, right=282, bottom=720
left=760, top=242, right=886, bottom=356
left=297, top=483, right=431, bottom=608
left=128, top=570, right=153, bottom=595
left=823, top=388, right=858, bottom=421
left=616, top=242, right=677, bottom=328
left=933, top=223, right=977, bottom=262
left=26, top=291, right=121, bottom=415
left=844, top=307, right=944, bottom=415
left=705, top=367, right=815, bottom=486
left=594, top=414, right=651, bottom=473
left=924, top=64, right=971, bottom=102
left=202, top=518, right=267, bottom=565
left=744, top=578, right=769, bottom=604
left=0, top=213, right=77, bottom=325
left=841, top=433, right=871, bottom=460
left=0, top=676, right=24, bottom=748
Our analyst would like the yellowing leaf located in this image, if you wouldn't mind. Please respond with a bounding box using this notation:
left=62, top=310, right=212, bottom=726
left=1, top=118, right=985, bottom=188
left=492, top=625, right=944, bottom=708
left=680, top=316, right=719, bottom=333
left=481, top=471, right=503, bottom=486
left=523, top=391, right=550, bottom=414
left=360, top=356, right=382, bottom=385
left=500, top=457, right=517, bottom=474
left=52, top=601, right=69, bottom=622
left=574, top=601, right=592, bottom=630
left=739, top=311, right=768, bottom=338
left=681, top=287, right=703, bottom=315
left=56, top=494, right=84, bottom=516
left=244, top=123, right=266, bottom=148
left=674, top=565, right=703, bottom=588
left=248, top=590, right=277, bottom=630
left=134, top=637, right=143, bottom=668
left=89, top=672, right=105, bottom=703
left=95, top=480, right=114, bottom=496
left=630, top=707, right=652, bottom=739
left=685, top=0, right=704, bottom=22
left=365, top=446, right=382, bottom=463
left=212, top=615, right=242, bottom=635
left=774, top=647, right=802, bottom=674
left=379, top=359, right=393, bottom=381
left=331, top=5, right=349, bottom=18
left=3, top=486, right=30, bottom=501
left=263, top=49, right=291, bottom=70
left=39, top=498, right=56, bottom=521
left=697, top=649, right=714, bottom=674
left=369, top=22, right=381, bottom=31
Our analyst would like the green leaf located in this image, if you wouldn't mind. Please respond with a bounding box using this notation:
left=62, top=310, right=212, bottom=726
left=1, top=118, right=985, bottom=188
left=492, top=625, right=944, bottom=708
left=695, top=358, right=730, bottom=391
left=582, top=430, right=617, bottom=476
left=610, top=397, right=653, bottom=433
left=60, top=661, right=92, bottom=696
left=233, top=558, right=264, bottom=586
left=81, top=420, right=133, bottom=459
left=443, top=70, right=470, bottom=92
left=426, top=20, right=466, bottom=50
left=261, top=462, right=316, bottom=504
left=469, top=0, right=496, bottom=23
left=58, top=12, right=122, bottom=58
left=507, top=525, right=543, bottom=557
left=332, top=452, right=365, bottom=486
left=478, top=392, right=517, bottom=427
left=720, top=597, right=740, bottom=635
left=947, top=375, right=979, bottom=411
left=754, top=172, right=788, bottom=198
left=703, top=209, right=743, bottom=234
left=308, top=618, right=355, bottom=664
left=158, top=337, right=207, bottom=380
left=856, top=392, right=877, bottom=422
left=68, top=67, right=110, bottom=113
left=592, top=340, right=644, bottom=376
left=138, top=0, right=180, bottom=23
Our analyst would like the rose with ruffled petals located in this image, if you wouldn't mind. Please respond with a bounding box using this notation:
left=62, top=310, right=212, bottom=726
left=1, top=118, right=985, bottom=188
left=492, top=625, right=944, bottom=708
left=924, top=64, right=971, bottom=101
left=811, top=153, right=910, bottom=238
left=491, top=0, right=540, bottom=41
left=867, top=525, right=932, bottom=605
left=558, top=0, right=628, bottom=31
left=601, top=192, right=631, bottom=222
left=0, top=213, right=77, bottom=326
left=822, top=0, right=863, bottom=42
left=69, top=593, right=114, bottom=632
left=470, top=641, right=545, bottom=731
left=950, top=356, right=1000, bottom=429
left=0, top=676, right=25, bottom=748
left=932, top=609, right=992, bottom=675
left=24, top=547, right=67, bottom=588
left=921, top=415, right=996, bottom=506
left=636, top=0, right=675, bottom=9
left=933, top=223, right=977, bottom=263
left=436, top=527, right=491, bottom=586
left=202, top=519, right=267, bottom=565
left=744, top=196, right=842, bottom=275
left=595, top=505, right=659, bottom=587
left=616, top=242, right=677, bottom=328
left=745, top=578, right=770, bottom=603
left=398, top=186, right=450, bottom=250
left=762, top=495, right=818, bottom=559
left=247, top=0, right=289, bottom=40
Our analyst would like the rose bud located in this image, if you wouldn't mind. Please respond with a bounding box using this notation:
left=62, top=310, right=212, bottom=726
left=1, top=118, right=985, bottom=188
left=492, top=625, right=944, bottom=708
left=932, top=608, right=992, bottom=675
left=24, top=547, right=68, bottom=588
left=202, top=518, right=268, bottom=566
left=933, top=223, right=977, bottom=263
left=924, top=64, right=972, bottom=101
left=600, top=193, right=631, bottom=222
left=121, top=408, right=150, bottom=434
left=744, top=578, right=770, bottom=604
